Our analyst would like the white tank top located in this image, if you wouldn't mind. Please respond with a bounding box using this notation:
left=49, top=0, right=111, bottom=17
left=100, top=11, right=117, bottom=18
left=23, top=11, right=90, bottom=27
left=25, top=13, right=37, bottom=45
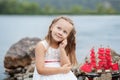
left=41, top=40, right=60, bottom=62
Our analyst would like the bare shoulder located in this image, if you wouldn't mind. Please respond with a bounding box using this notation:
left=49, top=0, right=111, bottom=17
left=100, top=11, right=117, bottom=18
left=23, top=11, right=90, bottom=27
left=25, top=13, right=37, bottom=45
left=35, top=41, right=46, bottom=51
left=35, top=41, right=46, bottom=66
left=35, top=41, right=46, bottom=53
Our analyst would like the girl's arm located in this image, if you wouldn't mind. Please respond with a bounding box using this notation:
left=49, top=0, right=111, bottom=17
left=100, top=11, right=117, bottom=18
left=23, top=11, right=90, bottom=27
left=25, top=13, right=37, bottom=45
left=35, top=42, right=71, bottom=75
left=59, top=39, right=71, bottom=66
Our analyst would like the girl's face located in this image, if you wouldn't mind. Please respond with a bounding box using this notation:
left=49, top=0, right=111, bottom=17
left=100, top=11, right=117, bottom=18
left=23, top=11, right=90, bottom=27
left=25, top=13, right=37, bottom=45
left=50, top=19, right=73, bottom=42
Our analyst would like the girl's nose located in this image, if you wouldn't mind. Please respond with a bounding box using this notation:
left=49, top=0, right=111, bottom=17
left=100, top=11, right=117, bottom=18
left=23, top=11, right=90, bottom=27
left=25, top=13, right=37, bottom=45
left=58, top=31, right=63, bottom=36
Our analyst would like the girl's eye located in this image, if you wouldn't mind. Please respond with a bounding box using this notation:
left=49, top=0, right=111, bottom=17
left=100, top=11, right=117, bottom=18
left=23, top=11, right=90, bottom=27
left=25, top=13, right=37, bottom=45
left=63, top=31, right=67, bottom=34
left=57, top=27, right=61, bottom=30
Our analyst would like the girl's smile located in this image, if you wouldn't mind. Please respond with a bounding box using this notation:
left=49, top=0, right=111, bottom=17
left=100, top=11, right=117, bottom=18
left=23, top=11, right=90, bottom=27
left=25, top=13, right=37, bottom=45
left=51, top=19, right=73, bottom=42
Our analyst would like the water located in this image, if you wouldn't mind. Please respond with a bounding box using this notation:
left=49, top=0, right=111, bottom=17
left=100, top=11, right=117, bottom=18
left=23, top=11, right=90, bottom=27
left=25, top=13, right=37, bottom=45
left=0, top=15, right=120, bottom=79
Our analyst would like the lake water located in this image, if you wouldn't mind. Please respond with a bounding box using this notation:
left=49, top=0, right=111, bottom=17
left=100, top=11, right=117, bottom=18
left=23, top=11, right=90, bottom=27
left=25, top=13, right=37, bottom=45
left=0, top=15, right=120, bottom=79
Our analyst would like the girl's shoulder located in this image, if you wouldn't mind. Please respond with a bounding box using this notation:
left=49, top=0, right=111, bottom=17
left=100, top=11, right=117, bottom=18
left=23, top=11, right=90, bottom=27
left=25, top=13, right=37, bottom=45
left=36, top=39, right=49, bottom=50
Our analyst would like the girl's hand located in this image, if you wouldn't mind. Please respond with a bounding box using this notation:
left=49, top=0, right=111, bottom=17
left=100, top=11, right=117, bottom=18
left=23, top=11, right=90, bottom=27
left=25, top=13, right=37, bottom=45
left=59, top=39, right=67, bottom=49
left=61, top=63, right=71, bottom=74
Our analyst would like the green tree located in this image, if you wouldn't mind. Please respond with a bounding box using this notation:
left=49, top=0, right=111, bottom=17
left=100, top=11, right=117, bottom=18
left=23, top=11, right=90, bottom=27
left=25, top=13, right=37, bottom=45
left=19, top=2, right=40, bottom=14
left=0, top=0, right=19, bottom=14
left=42, top=4, right=56, bottom=14
left=0, top=0, right=41, bottom=14
left=96, top=3, right=105, bottom=14
left=70, top=5, right=82, bottom=14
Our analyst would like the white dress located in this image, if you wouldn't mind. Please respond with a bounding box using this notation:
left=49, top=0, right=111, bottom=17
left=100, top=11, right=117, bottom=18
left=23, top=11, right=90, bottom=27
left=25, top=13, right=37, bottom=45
left=33, top=40, right=77, bottom=80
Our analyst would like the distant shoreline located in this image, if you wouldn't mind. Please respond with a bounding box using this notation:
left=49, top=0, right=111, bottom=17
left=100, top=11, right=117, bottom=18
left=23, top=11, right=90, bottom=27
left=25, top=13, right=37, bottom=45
left=0, top=14, right=120, bottom=16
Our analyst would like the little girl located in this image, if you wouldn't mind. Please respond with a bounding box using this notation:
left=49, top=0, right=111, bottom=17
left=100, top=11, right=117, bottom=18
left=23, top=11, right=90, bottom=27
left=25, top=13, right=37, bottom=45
left=33, top=16, right=78, bottom=80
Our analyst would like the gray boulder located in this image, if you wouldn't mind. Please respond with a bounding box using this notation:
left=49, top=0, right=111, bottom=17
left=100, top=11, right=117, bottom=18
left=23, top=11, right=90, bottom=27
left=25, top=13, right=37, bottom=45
left=4, top=37, right=41, bottom=76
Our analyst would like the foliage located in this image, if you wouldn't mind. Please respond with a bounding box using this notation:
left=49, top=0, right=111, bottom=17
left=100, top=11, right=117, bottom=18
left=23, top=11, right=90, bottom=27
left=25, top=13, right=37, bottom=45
left=0, top=0, right=119, bottom=15
left=0, top=0, right=40, bottom=14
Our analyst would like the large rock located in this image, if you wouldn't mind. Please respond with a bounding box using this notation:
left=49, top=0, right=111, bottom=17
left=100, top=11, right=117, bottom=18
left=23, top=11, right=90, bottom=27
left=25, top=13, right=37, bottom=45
left=4, top=37, right=41, bottom=76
